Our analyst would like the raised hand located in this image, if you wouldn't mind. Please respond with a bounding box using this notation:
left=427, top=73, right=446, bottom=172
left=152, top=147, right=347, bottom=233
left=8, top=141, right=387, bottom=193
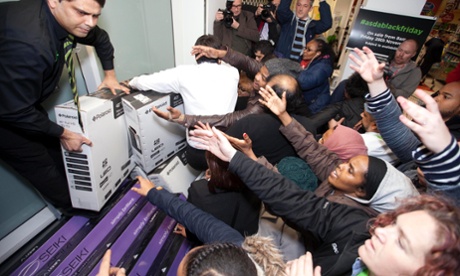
left=397, top=90, right=452, bottom=153
left=258, top=85, right=287, bottom=116
left=349, top=47, right=388, bottom=96
left=259, top=85, right=293, bottom=126
left=349, top=47, right=385, bottom=83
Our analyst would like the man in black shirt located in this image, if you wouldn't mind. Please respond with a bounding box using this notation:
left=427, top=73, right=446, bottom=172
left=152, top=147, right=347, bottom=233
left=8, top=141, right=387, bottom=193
left=0, top=0, right=128, bottom=209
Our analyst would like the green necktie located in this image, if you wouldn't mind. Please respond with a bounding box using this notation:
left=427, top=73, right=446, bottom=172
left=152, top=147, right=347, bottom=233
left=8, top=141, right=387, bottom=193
left=64, top=35, right=84, bottom=132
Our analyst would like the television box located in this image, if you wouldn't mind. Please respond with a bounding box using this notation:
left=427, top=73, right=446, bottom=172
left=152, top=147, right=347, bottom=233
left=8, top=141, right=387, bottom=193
left=147, top=149, right=201, bottom=197
left=54, top=89, right=134, bottom=211
left=121, top=91, right=187, bottom=173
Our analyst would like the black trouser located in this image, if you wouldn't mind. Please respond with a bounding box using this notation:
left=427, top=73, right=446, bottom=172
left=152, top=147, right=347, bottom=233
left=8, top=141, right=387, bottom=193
left=0, top=124, right=71, bottom=208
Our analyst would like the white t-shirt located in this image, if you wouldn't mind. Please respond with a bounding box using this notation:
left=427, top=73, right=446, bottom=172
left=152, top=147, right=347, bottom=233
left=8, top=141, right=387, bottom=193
left=129, top=61, right=239, bottom=147
left=361, top=132, right=399, bottom=165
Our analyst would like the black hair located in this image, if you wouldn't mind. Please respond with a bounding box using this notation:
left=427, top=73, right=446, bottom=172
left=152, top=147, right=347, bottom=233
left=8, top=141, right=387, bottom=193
left=60, top=0, right=106, bottom=8
left=254, top=40, right=274, bottom=57
left=194, top=35, right=222, bottom=64
left=185, top=243, right=257, bottom=276
left=266, top=74, right=306, bottom=114
left=344, top=72, right=368, bottom=99
left=261, top=53, right=277, bottom=64
left=312, top=38, right=335, bottom=68
left=206, top=151, right=245, bottom=193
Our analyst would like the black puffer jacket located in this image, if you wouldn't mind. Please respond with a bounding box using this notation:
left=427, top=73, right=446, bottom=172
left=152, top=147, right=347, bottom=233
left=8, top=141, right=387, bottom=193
left=229, top=151, right=371, bottom=276
left=309, top=97, right=365, bottom=132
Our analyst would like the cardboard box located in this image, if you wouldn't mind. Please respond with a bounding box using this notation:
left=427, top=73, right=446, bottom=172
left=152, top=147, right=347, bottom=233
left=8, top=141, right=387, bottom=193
left=121, top=91, right=187, bottom=173
left=147, top=149, right=201, bottom=197
left=54, top=89, right=134, bottom=211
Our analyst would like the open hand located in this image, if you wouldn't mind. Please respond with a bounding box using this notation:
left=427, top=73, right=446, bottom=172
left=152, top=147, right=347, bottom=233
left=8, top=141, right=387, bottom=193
left=397, top=89, right=452, bottom=153
left=189, top=126, right=237, bottom=162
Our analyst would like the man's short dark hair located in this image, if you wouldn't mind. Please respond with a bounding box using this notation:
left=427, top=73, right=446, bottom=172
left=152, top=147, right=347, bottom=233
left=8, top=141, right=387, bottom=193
left=61, top=0, right=106, bottom=8
left=194, top=35, right=223, bottom=64
left=254, top=40, right=274, bottom=56
left=345, top=72, right=368, bottom=99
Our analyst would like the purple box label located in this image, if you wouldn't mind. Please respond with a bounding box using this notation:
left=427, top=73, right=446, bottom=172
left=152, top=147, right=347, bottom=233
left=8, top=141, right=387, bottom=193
left=11, top=216, right=89, bottom=276
left=129, top=216, right=176, bottom=276
left=166, top=239, right=192, bottom=276
left=50, top=188, right=142, bottom=276
left=87, top=203, right=158, bottom=276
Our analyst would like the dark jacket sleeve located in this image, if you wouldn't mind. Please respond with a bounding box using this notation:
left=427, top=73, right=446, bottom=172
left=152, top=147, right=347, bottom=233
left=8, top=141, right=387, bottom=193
left=75, top=26, right=114, bottom=70
left=314, top=1, right=332, bottom=34
left=223, top=48, right=263, bottom=79
left=228, top=151, right=370, bottom=248
left=276, top=0, right=294, bottom=25
left=182, top=95, right=265, bottom=130
left=146, top=188, right=244, bottom=246
left=0, top=36, right=64, bottom=137
left=309, top=102, right=343, bottom=129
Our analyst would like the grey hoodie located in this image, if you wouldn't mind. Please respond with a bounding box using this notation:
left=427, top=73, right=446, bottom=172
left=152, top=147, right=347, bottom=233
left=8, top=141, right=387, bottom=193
left=347, top=160, right=419, bottom=213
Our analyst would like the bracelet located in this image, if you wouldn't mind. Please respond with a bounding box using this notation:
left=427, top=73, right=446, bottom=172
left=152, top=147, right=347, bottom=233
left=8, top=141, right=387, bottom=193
left=169, top=114, right=185, bottom=124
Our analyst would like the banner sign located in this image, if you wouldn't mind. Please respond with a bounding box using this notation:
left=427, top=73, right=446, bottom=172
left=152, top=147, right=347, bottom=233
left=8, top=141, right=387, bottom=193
left=347, top=8, right=436, bottom=57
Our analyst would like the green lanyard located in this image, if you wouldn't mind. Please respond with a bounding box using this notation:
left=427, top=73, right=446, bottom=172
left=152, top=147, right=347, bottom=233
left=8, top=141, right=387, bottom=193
left=356, top=268, right=369, bottom=276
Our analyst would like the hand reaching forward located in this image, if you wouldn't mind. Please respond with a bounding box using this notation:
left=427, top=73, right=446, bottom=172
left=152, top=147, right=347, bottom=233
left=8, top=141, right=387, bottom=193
left=191, top=45, right=225, bottom=61
left=131, top=176, right=157, bottom=197
left=152, top=106, right=184, bottom=123
left=285, top=252, right=321, bottom=276
left=96, top=250, right=126, bottom=276
left=397, top=90, right=452, bottom=153
left=189, top=126, right=237, bottom=162
left=223, top=132, right=258, bottom=161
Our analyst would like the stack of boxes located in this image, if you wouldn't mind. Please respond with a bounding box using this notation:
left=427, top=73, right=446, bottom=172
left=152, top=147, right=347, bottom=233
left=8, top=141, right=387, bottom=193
left=55, top=89, right=200, bottom=211
left=51, top=88, right=201, bottom=273
left=55, top=89, right=134, bottom=211
left=121, top=90, right=201, bottom=197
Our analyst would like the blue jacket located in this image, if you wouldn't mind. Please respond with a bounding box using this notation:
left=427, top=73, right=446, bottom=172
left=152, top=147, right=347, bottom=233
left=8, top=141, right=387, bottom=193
left=146, top=188, right=244, bottom=246
left=297, top=56, right=333, bottom=114
left=275, top=0, right=332, bottom=61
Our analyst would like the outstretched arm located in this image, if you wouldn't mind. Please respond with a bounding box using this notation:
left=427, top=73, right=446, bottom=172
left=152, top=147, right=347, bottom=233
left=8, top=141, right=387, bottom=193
left=131, top=176, right=244, bottom=245
left=350, top=47, right=420, bottom=162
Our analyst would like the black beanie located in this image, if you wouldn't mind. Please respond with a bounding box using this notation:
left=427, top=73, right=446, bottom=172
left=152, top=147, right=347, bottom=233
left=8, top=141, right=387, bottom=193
left=365, top=156, right=387, bottom=200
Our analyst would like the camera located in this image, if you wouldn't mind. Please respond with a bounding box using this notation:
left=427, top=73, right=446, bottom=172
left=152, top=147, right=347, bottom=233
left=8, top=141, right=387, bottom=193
left=261, top=3, right=276, bottom=20
left=218, top=8, right=234, bottom=28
